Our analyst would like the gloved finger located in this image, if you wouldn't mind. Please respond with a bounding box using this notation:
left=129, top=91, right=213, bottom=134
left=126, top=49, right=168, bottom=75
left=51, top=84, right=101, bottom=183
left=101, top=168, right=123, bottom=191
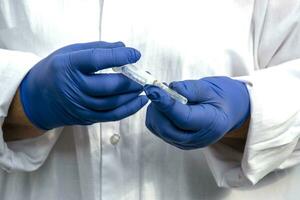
left=147, top=122, right=199, bottom=150
left=54, top=41, right=125, bottom=54
left=174, top=136, right=219, bottom=149
left=144, top=85, right=216, bottom=131
left=146, top=124, right=193, bottom=150
left=88, top=95, right=148, bottom=122
left=145, top=105, right=184, bottom=146
left=80, top=91, right=143, bottom=111
left=146, top=103, right=196, bottom=144
left=78, top=73, right=142, bottom=96
left=169, top=79, right=214, bottom=103
left=146, top=107, right=212, bottom=150
left=146, top=104, right=176, bottom=143
left=168, top=142, right=201, bottom=150
left=67, top=47, right=141, bottom=73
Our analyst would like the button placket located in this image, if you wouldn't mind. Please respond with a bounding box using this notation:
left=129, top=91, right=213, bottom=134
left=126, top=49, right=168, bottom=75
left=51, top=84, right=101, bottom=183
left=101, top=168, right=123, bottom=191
left=100, top=121, right=123, bottom=200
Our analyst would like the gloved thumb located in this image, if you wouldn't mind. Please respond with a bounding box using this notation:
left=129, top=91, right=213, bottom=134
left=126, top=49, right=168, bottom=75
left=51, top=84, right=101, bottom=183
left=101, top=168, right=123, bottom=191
left=144, top=85, right=175, bottom=112
left=144, top=84, right=188, bottom=119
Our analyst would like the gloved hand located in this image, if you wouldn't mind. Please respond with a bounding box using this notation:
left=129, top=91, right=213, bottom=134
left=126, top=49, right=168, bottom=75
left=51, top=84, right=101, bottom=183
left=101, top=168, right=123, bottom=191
left=20, top=41, right=148, bottom=130
left=144, top=76, right=250, bottom=150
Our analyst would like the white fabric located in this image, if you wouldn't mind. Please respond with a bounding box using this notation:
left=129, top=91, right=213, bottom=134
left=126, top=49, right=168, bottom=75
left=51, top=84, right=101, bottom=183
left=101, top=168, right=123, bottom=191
left=1, top=0, right=300, bottom=199
left=204, top=1, right=300, bottom=187
left=0, top=49, right=62, bottom=172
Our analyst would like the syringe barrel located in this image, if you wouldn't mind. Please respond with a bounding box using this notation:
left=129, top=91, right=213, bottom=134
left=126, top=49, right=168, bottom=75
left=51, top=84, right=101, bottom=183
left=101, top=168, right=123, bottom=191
left=153, top=81, right=188, bottom=104
left=113, top=64, right=188, bottom=104
left=112, top=64, right=155, bottom=86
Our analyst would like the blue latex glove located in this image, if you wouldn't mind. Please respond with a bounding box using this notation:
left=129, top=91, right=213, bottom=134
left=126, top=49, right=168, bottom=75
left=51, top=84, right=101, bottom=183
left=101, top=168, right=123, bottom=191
left=20, top=41, right=148, bottom=130
left=144, top=77, right=250, bottom=150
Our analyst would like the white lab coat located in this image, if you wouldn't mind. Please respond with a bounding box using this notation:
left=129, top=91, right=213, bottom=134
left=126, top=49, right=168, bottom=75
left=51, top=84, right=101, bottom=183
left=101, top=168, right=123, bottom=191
left=1, top=0, right=300, bottom=199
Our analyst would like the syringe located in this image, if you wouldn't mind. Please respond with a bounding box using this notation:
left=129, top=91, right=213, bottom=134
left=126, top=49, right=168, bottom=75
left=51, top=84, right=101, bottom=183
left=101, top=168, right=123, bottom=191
left=113, top=64, right=188, bottom=104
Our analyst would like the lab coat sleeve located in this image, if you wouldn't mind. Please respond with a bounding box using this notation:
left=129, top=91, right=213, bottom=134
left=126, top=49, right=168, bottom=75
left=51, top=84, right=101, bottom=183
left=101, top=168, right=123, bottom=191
left=0, top=49, right=61, bottom=172
left=203, top=0, right=300, bottom=187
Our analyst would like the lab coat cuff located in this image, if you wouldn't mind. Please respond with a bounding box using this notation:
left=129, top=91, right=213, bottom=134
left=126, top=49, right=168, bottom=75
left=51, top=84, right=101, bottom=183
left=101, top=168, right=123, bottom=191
left=205, top=59, right=300, bottom=187
left=0, top=49, right=61, bottom=172
left=239, top=60, right=300, bottom=185
left=0, top=49, right=40, bottom=117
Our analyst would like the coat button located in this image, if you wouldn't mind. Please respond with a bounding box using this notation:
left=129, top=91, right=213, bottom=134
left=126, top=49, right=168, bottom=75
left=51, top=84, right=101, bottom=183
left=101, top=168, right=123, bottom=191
left=110, top=134, right=120, bottom=145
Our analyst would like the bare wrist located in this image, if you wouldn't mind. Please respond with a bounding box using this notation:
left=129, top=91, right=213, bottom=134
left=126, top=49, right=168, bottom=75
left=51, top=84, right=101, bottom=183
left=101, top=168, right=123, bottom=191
left=3, top=89, right=44, bottom=141
left=218, top=117, right=250, bottom=151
